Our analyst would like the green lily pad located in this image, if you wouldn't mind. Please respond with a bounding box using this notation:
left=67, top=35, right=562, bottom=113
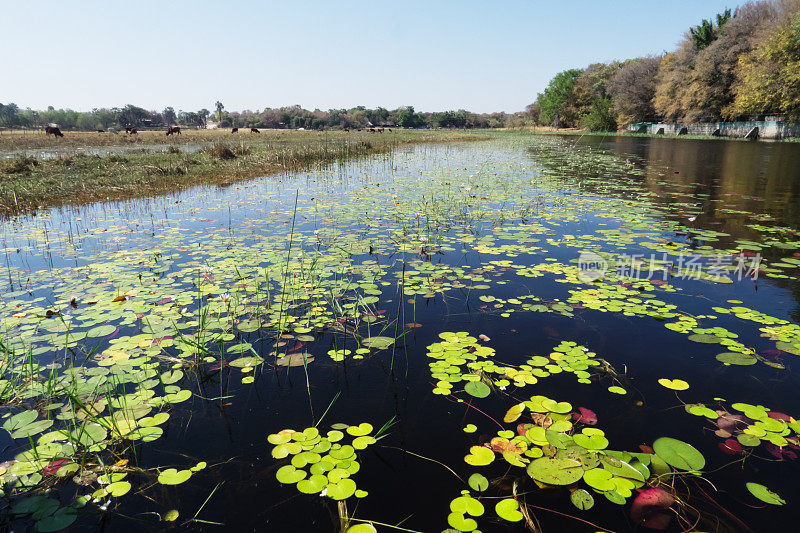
left=746, top=482, right=785, bottom=505
left=657, top=378, right=689, bottom=391
left=297, top=474, right=328, bottom=494
left=583, top=468, right=615, bottom=491
left=715, top=352, right=757, bottom=366
left=495, top=498, right=523, bottom=522
left=345, top=525, right=378, bottom=533
left=468, top=473, right=489, bottom=492
left=36, top=508, right=77, bottom=532
left=360, top=336, right=395, bottom=350
left=573, top=433, right=608, bottom=450
left=570, top=488, right=594, bottom=510
left=464, top=381, right=491, bottom=398
left=107, top=481, right=131, bottom=497
left=652, top=437, right=705, bottom=471
left=464, top=446, right=495, bottom=466
left=158, top=468, right=192, bottom=485
left=526, top=456, right=583, bottom=485
left=276, top=465, right=307, bottom=484
left=326, top=478, right=357, bottom=500
left=346, top=423, right=373, bottom=437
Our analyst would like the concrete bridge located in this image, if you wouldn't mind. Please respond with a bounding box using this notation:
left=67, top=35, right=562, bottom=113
left=626, top=121, right=800, bottom=140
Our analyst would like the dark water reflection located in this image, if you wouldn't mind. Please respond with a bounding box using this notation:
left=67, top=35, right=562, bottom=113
left=568, top=134, right=800, bottom=231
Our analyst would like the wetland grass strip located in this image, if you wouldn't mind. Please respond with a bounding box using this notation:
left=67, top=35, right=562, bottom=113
left=0, top=129, right=489, bottom=215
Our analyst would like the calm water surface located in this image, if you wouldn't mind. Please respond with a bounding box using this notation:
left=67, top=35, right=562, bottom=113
left=1, top=135, right=800, bottom=532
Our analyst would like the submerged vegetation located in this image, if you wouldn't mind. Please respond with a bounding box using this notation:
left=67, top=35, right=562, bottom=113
left=0, top=133, right=799, bottom=531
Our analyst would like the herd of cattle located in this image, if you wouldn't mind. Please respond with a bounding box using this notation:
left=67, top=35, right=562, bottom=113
left=42, top=125, right=392, bottom=138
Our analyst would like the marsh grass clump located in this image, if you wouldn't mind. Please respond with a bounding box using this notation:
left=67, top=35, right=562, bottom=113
left=165, top=145, right=182, bottom=154
left=232, top=143, right=251, bottom=156
left=205, top=143, right=237, bottom=160
left=1, top=155, right=38, bottom=174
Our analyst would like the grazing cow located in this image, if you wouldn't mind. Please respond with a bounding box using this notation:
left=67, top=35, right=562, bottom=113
left=166, top=126, right=181, bottom=136
left=124, top=125, right=135, bottom=134
left=250, top=128, right=260, bottom=133
left=97, top=129, right=106, bottom=133
left=377, top=128, right=384, bottom=133
left=45, top=126, right=64, bottom=137
left=368, top=128, right=376, bottom=133
left=231, top=127, right=238, bottom=133
left=127, top=127, right=138, bottom=135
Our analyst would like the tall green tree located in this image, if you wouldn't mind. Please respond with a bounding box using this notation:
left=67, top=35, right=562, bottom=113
left=535, top=69, right=581, bottom=126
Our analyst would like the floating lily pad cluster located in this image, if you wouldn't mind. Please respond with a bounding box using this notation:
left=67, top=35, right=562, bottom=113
left=684, top=399, right=800, bottom=458
left=268, top=423, right=375, bottom=501
left=450, top=394, right=711, bottom=531
left=443, top=390, right=717, bottom=532
left=427, top=334, right=606, bottom=397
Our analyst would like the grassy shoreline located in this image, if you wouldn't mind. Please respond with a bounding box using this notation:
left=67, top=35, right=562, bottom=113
left=0, top=129, right=489, bottom=215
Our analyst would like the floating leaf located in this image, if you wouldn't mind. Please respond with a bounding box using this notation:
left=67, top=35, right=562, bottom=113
left=346, top=525, right=378, bottom=533
left=526, top=456, right=583, bottom=485
left=495, top=498, right=523, bottom=522
left=326, top=478, right=357, bottom=500
left=464, top=381, right=491, bottom=399
left=570, top=488, right=594, bottom=510
left=652, top=437, right=705, bottom=471
left=657, top=378, right=689, bottom=391
left=158, top=468, right=192, bottom=485
left=36, top=508, right=77, bottom=532
left=583, top=468, right=615, bottom=491
left=276, top=465, right=307, bottom=484
left=715, top=352, right=757, bottom=366
left=468, top=473, right=489, bottom=492
left=464, top=446, right=495, bottom=466
left=746, top=482, right=785, bottom=505
left=360, top=336, right=395, bottom=350
left=503, top=403, right=525, bottom=423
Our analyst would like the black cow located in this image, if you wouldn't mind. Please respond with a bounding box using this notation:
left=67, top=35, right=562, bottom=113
left=45, top=126, right=64, bottom=137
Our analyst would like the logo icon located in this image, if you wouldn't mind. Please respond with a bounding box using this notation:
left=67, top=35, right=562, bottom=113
left=578, top=251, right=608, bottom=282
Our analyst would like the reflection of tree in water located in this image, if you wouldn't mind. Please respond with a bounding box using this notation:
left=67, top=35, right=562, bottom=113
left=526, top=135, right=800, bottom=320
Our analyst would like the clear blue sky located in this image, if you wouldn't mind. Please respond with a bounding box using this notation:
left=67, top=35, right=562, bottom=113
left=1, top=0, right=740, bottom=114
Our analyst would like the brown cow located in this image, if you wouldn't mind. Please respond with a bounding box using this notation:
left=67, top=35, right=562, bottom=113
left=45, top=126, right=64, bottom=137
left=124, top=125, right=135, bottom=134
left=127, top=127, right=138, bottom=135
left=250, top=128, right=260, bottom=133
left=166, top=126, right=181, bottom=136
left=231, top=127, right=238, bottom=133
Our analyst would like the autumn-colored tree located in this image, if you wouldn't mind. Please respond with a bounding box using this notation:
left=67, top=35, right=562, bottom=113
left=693, top=1, right=779, bottom=120
left=561, top=62, right=622, bottom=127
left=607, top=56, right=661, bottom=124
left=728, top=11, right=800, bottom=119
left=653, top=40, right=701, bottom=121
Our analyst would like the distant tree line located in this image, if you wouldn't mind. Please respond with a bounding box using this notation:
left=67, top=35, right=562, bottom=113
left=0, top=102, right=533, bottom=131
left=0, top=104, right=213, bottom=131
left=530, top=0, right=800, bottom=131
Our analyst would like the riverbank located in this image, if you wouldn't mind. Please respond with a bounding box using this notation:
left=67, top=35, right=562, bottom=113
left=0, top=129, right=489, bottom=215
left=509, top=126, right=800, bottom=143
